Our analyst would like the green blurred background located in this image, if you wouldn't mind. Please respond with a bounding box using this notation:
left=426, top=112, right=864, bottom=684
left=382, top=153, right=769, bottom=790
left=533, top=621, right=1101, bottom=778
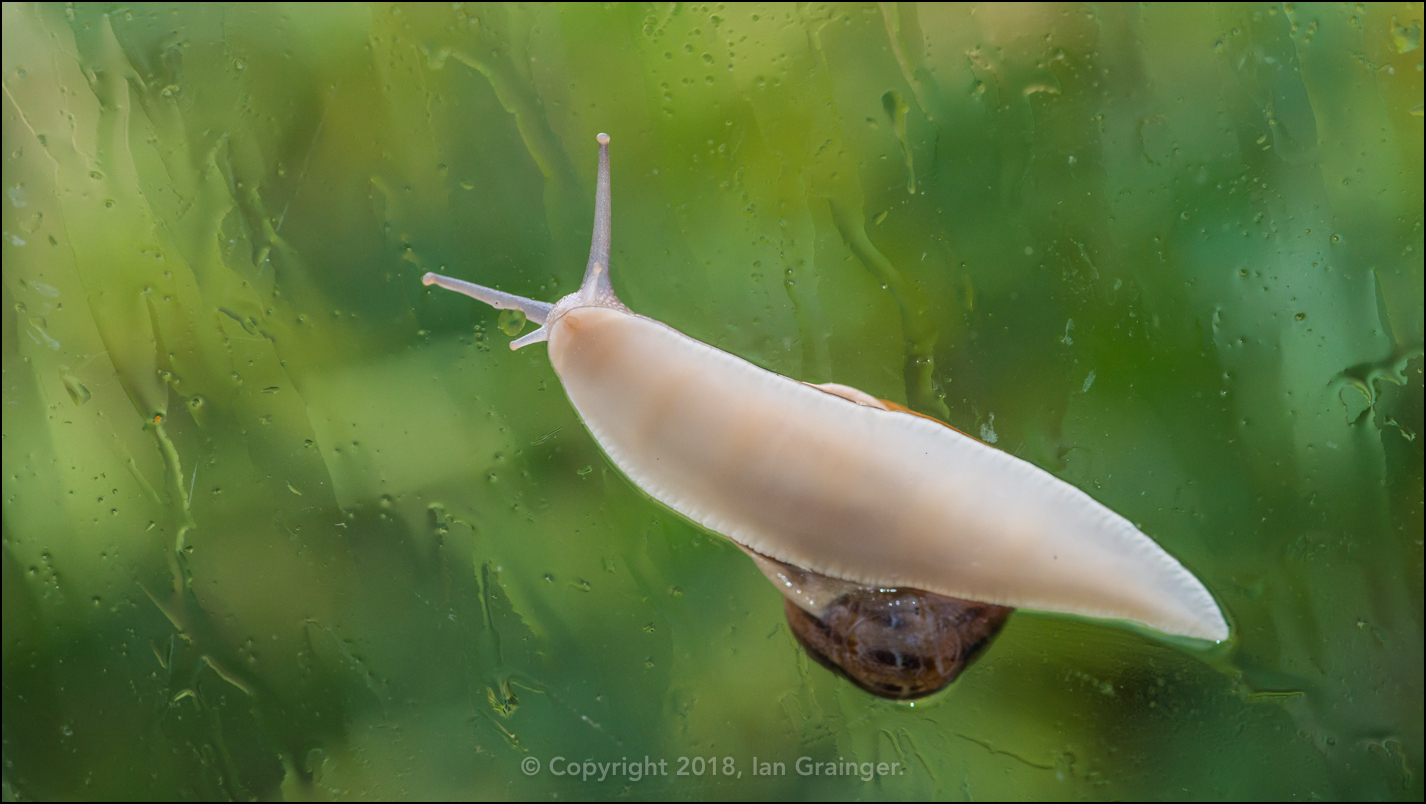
left=2, top=2, right=1421, bottom=799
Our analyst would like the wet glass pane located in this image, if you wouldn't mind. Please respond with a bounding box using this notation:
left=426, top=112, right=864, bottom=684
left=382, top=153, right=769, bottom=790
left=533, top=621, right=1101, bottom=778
left=2, top=3, right=1421, bottom=799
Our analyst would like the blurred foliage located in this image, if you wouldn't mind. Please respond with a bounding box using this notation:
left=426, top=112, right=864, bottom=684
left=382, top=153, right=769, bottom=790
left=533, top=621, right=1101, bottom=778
left=2, top=2, right=1422, bottom=800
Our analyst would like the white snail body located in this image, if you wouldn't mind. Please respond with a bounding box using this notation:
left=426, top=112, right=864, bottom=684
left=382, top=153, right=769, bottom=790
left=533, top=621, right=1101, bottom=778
left=423, top=134, right=1229, bottom=697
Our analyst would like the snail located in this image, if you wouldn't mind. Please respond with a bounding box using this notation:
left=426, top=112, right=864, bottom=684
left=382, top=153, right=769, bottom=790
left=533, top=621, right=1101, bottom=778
left=423, top=134, right=1229, bottom=699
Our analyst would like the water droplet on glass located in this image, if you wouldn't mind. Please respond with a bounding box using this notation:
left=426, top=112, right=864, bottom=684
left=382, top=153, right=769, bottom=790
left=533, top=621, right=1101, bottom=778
left=979, top=413, right=999, bottom=444
left=1390, top=16, right=1421, bottom=53
left=497, top=309, right=527, bottom=336
left=61, top=373, right=91, bottom=405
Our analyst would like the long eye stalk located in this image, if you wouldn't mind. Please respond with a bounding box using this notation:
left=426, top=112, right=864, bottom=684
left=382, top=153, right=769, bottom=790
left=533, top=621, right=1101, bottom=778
left=422, top=133, right=615, bottom=349
left=578, top=133, right=614, bottom=303
left=420, top=273, right=553, bottom=325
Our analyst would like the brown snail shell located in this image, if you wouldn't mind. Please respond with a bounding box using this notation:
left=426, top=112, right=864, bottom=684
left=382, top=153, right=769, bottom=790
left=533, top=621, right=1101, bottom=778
left=783, top=588, right=1012, bottom=699
left=744, top=548, right=1013, bottom=699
